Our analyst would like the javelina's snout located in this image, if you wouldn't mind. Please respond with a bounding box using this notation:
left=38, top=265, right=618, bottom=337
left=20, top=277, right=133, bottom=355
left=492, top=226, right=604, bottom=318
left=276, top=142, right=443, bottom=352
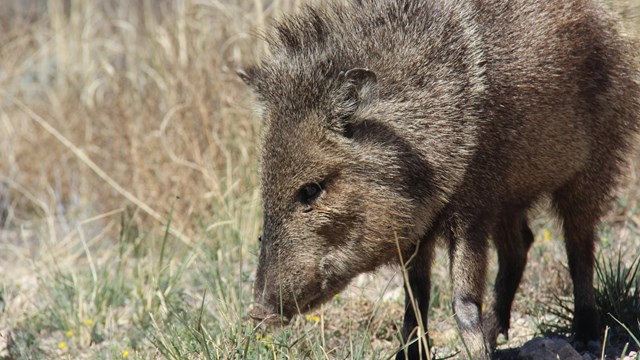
left=248, top=303, right=290, bottom=326
left=250, top=224, right=377, bottom=325
left=250, top=238, right=326, bottom=325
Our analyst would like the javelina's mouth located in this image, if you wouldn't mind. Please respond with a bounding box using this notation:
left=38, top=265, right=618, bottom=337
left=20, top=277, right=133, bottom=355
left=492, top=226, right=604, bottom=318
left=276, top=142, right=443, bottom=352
left=248, top=304, right=291, bottom=326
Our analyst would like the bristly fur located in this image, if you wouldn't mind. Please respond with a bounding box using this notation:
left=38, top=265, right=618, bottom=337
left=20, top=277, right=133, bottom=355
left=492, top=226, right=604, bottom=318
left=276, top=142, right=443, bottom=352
left=241, top=0, right=640, bottom=359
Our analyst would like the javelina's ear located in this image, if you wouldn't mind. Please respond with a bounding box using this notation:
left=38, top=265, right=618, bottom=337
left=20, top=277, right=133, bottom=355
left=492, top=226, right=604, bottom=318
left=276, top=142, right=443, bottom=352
left=344, top=68, right=377, bottom=89
left=331, top=68, right=378, bottom=137
left=342, top=68, right=378, bottom=105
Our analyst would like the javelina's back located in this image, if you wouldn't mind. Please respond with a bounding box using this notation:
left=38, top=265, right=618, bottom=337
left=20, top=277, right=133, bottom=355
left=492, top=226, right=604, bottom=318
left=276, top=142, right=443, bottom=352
left=241, top=0, right=640, bottom=359
left=248, top=0, right=639, bottom=201
left=473, top=0, right=639, bottom=197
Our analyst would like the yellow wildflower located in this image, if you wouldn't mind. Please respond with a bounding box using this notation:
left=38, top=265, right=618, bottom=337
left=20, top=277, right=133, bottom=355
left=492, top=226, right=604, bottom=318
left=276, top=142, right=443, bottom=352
left=542, top=229, right=552, bottom=243
left=58, top=341, right=67, bottom=350
left=122, top=350, right=129, bottom=358
left=257, top=333, right=274, bottom=349
left=305, top=314, right=320, bottom=323
left=83, top=319, right=94, bottom=326
left=256, top=333, right=271, bottom=341
left=66, top=330, right=74, bottom=338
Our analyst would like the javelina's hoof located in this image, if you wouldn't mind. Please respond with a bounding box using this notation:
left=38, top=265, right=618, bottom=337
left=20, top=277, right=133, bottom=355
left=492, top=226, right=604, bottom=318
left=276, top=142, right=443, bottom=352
left=483, top=309, right=507, bottom=351
left=395, top=342, right=432, bottom=360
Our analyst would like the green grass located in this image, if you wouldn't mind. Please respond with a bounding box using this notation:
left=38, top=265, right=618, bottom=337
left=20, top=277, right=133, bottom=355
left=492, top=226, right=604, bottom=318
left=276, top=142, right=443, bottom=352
left=0, top=0, right=639, bottom=359
left=596, top=253, right=640, bottom=343
left=533, top=247, right=640, bottom=357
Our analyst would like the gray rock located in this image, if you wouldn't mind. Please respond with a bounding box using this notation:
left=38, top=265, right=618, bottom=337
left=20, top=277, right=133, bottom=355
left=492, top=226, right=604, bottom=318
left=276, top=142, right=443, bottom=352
left=518, top=337, right=582, bottom=360
left=0, top=328, right=12, bottom=360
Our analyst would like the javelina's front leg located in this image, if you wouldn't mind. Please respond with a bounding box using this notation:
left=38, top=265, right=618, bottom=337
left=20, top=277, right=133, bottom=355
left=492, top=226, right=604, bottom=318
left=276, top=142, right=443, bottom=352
left=397, top=239, right=435, bottom=360
left=447, top=216, right=492, bottom=360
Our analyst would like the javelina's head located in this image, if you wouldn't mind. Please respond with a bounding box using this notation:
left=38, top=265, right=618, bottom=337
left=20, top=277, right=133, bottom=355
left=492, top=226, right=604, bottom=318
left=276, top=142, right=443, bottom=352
left=238, top=8, right=450, bottom=325
left=239, top=63, right=439, bottom=324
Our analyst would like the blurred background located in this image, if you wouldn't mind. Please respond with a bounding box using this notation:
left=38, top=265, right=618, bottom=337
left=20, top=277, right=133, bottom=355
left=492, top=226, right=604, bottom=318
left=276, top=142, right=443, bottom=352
left=0, top=0, right=638, bottom=359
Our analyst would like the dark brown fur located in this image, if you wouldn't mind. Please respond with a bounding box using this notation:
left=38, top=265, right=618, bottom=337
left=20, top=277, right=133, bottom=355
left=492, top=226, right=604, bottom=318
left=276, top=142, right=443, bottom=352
left=239, top=0, right=640, bottom=359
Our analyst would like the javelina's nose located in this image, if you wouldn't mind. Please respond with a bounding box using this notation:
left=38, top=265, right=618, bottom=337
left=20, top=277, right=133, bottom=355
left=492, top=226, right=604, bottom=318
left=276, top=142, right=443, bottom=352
left=248, top=303, right=290, bottom=326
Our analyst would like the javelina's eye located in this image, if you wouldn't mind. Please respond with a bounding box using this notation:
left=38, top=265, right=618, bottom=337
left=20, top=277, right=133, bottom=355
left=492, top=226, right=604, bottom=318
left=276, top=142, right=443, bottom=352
left=300, top=183, right=323, bottom=205
left=258, top=235, right=262, bottom=243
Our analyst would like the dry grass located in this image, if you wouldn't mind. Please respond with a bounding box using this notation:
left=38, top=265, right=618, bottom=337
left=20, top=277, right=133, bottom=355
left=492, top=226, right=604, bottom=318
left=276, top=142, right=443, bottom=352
left=1, top=0, right=266, bottom=239
left=0, top=0, right=639, bottom=359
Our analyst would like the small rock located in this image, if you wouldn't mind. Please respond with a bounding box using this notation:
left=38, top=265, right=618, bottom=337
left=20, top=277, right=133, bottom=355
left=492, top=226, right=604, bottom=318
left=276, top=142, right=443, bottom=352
left=623, top=351, right=638, bottom=360
left=518, top=337, right=582, bottom=360
left=0, top=328, right=12, bottom=359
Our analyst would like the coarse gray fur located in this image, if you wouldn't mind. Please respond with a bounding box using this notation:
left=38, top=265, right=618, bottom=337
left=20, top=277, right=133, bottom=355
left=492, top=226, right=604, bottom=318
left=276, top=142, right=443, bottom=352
left=239, top=0, right=640, bottom=359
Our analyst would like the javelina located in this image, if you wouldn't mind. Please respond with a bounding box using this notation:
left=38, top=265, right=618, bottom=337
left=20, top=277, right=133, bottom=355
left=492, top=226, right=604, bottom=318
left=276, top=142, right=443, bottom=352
left=239, top=0, right=640, bottom=358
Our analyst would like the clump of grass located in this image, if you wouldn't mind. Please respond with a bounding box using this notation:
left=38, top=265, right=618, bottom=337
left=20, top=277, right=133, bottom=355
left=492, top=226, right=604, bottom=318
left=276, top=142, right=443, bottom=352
left=533, top=293, right=573, bottom=338
left=596, top=252, right=640, bottom=346
left=533, top=248, right=640, bottom=355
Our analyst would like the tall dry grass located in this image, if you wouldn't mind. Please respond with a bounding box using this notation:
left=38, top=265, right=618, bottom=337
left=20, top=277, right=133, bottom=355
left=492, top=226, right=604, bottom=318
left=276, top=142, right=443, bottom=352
left=1, top=0, right=274, bottom=242
left=0, top=1, right=279, bottom=357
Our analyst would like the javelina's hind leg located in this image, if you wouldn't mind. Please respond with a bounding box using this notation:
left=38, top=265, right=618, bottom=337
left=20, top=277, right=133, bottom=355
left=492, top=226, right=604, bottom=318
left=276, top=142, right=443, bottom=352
left=397, top=239, right=435, bottom=360
left=553, top=172, right=609, bottom=344
left=485, top=208, right=534, bottom=349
